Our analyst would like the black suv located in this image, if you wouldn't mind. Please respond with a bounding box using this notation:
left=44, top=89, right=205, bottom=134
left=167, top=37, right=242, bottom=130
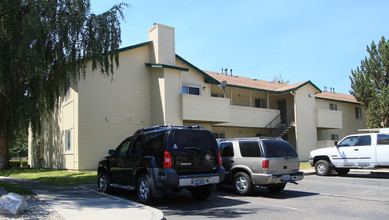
left=97, top=124, right=225, bottom=204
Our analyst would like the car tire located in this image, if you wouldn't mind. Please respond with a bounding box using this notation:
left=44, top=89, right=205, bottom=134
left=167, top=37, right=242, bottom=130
left=190, top=186, right=212, bottom=200
left=137, top=174, right=153, bottom=204
left=233, top=172, right=254, bottom=195
left=267, top=183, right=286, bottom=193
left=98, top=172, right=111, bottom=193
left=315, top=160, right=332, bottom=176
left=336, top=168, right=350, bottom=176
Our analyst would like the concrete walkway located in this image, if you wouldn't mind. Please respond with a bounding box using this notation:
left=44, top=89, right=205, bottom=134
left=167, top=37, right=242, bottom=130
left=0, top=177, right=164, bottom=220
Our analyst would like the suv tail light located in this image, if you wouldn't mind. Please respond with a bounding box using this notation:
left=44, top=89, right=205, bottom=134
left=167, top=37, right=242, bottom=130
left=218, top=151, right=222, bottom=166
left=163, top=151, right=172, bottom=168
left=262, top=160, right=269, bottom=169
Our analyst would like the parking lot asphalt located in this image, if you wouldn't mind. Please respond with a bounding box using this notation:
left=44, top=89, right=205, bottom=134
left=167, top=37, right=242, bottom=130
left=1, top=168, right=389, bottom=220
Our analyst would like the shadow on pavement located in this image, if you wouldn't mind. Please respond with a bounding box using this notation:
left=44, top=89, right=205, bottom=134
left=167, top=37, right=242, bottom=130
left=110, top=187, right=254, bottom=219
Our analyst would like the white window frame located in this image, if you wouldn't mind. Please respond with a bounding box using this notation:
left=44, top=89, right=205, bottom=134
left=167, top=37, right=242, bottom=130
left=182, top=85, right=200, bottom=95
left=355, top=107, right=362, bottom=120
left=65, top=129, right=71, bottom=152
left=329, top=103, right=338, bottom=111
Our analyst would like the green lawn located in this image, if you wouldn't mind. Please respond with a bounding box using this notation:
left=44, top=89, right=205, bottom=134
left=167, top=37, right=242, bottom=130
left=300, top=161, right=312, bottom=170
left=0, top=168, right=97, bottom=186
left=0, top=181, right=35, bottom=195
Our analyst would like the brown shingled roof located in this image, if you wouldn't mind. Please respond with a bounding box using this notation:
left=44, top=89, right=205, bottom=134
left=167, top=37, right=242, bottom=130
left=204, top=70, right=318, bottom=93
left=315, top=91, right=359, bottom=104
left=203, top=70, right=359, bottom=104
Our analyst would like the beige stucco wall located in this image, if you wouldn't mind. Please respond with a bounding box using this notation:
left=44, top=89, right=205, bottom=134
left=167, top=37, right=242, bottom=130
left=294, top=85, right=318, bottom=160
left=28, top=86, right=78, bottom=170
left=315, top=98, right=366, bottom=144
left=77, top=45, right=153, bottom=170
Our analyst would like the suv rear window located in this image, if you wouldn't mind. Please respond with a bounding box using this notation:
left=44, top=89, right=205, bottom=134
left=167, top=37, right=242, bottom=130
left=262, top=140, right=298, bottom=158
left=168, top=130, right=217, bottom=152
left=239, top=141, right=262, bottom=157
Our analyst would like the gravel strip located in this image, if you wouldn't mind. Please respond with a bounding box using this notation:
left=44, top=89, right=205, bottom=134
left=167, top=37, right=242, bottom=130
left=0, top=194, right=64, bottom=220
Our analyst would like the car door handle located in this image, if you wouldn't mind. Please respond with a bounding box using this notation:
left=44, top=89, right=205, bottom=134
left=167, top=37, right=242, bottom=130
left=230, top=160, right=234, bottom=163
left=354, top=149, right=359, bottom=151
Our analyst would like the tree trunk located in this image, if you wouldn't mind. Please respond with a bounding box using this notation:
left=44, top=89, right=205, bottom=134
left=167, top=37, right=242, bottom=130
left=0, top=130, right=10, bottom=169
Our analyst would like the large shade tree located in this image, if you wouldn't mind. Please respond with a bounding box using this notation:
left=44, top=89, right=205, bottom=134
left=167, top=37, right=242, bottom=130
left=350, top=36, right=389, bottom=128
left=0, top=0, right=127, bottom=169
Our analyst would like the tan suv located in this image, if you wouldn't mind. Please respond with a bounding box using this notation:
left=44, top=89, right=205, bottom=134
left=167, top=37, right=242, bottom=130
left=218, top=137, right=303, bottom=195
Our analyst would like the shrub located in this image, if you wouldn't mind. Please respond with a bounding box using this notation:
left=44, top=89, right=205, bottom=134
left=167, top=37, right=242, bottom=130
left=9, top=160, right=28, bottom=168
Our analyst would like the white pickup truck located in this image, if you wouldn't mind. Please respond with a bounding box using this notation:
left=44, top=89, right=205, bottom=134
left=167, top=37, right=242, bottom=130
left=309, top=130, right=389, bottom=176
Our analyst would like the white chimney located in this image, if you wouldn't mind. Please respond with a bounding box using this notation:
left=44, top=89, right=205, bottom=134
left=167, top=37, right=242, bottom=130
left=148, top=24, right=175, bottom=65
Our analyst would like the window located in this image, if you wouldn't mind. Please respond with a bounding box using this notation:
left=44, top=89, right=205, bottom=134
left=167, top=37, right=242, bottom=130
left=262, top=140, right=298, bottom=158
left=220, top=142, right=234, bottom=157
left=212, top=132, right=225, bottom=139
left=355, top=107, right=362, bottom=120
left=377, top=134, right=389, bottom=145
left=331, top=134, right=339, bottom=141
left=65, top=129, right=71, bottom=151
left=329, top=103, right=337, bottom=111
left=131, top=135, right=145, bottom=155
left=338, top=135, right=371, bottom=147
left=182, top=85, right=200, bottom=95
left=255, top=99, right=267, bottom=108
left=115, top=138, right=132, bottom=157
left=239, top=141, right=262, bottom=157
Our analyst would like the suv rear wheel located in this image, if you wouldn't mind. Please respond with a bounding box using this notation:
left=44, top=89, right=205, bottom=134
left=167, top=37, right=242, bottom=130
left=233, top=172, right=254, bottom=195
left=190, top=185, right=211, bottom=200
left=315, top=160, right=332, bottom=176
left=137, top=174, right=153, bottom=204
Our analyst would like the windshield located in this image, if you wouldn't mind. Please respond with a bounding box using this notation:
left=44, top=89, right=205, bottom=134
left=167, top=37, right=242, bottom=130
left=262, top=140, right=298, bottom=158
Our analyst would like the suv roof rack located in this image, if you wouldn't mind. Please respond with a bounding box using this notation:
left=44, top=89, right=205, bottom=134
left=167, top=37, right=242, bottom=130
left=220, top=137, right=282, bottom=141
left=133, top=124, right=203, bottom=135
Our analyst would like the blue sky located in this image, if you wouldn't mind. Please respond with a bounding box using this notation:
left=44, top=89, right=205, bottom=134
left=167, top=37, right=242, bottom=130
left=91, top=0, right=389, bottom=95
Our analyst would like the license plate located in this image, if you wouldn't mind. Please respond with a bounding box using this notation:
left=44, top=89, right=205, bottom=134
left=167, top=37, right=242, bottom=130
left=282, top=175, right=290, bottom=182
left=192, top=178, right=205, bottom=186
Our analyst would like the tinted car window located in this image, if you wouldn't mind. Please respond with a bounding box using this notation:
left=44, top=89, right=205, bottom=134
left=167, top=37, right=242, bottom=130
left=131, top=135, right=145, bottom=155
left=377, top=134, right=389, bottom=145
left=262, top=140, right=298, bottom=158
left=239, top=141, right=262, bottom=157
left=220, top=142, right=234, bottom=157
left=115, top=138, right=132, bottom=157
left=356, top=135, right=371, bottom=146
left=168, top=130, right=217, bottom=153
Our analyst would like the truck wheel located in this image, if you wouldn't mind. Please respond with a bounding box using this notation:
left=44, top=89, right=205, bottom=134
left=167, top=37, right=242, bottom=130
left=137, top=174, right=153, bottom=204
left=233, top=172, right=254, bottom=195
left=190, top=185, right=211, bottom=200
left=98, top=172, right=111, bottom=193
left=315, top=160, right=332, bottom=176
left=267, top=183, right=286, bottom=193
left=336, top=168, right=350, bottom=176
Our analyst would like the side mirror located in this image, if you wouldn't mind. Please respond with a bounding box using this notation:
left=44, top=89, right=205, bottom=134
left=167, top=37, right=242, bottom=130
left=108, top=149, right=115, bottom=156
left=334, top=141, right=338, bottom=147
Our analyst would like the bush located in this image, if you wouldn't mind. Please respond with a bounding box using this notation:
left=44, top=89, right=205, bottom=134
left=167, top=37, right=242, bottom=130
left=9, top=160, right=28, bottom=168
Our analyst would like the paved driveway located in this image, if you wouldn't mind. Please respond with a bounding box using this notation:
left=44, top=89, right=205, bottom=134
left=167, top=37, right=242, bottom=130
left=113, top=170, right=389, bottom=220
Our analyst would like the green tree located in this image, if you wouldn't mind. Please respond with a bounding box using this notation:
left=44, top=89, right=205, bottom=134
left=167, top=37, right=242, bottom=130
left=350, top=36, right=389, bottom=128
left=271, top=74, right=290, bottom=84
left=0, top=0, right=127, bottom=169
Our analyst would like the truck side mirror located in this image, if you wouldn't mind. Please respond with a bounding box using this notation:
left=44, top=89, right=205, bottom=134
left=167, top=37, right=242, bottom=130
left=108, top=149, right=116, bottom=156
left=334, top=141, right=338, bottom=146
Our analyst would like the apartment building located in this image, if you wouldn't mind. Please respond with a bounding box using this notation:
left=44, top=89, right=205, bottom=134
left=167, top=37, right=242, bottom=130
left=28, top=24, right=366, bottom=170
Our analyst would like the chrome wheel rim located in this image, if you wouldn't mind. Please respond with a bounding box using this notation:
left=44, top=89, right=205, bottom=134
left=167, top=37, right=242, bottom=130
left=99, top=176, right=107, bottom=191
left=139, top=179, right=149, bottom=200
left=317, top=164, right=326, bottom=174
left=235, top=176, right=247, bottom=192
